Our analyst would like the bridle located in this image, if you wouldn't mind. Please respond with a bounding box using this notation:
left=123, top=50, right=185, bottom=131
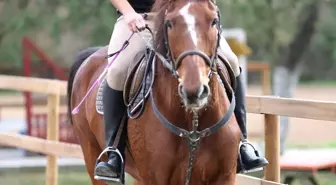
left=158, top=4, right=222, bottom=80
left=137, top=1, right=236, bottom=185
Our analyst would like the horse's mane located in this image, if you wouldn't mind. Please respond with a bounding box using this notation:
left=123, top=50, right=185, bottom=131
left=151, top=0, right=173, bottom=54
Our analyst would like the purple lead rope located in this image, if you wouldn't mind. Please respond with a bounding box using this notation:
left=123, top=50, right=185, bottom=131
left=71, top=32, right=134, bottom=115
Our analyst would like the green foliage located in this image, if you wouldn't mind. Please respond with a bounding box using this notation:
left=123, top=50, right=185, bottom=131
left=0, top=0, right=335, bottom=80
left=301, top=1, right=336, bottom=81
left=0, top=0, right=117, bottom=66
left=217, top=0, right=336, bottom=80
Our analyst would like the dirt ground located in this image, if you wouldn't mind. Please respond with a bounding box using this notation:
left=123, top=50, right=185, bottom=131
left=0, top=84, right=335, bottom=146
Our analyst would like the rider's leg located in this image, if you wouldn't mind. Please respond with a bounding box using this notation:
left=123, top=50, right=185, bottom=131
left=234, top=68, right=269, bottom=172
left=94, top=81, right=126, bottom=181
left=218, top=37, right=269, bottom=172
left=94, top=14, right=153, bottom=181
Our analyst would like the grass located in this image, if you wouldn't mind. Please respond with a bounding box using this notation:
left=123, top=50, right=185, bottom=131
left=292, top=173, right=336, bottom=185
left=0, top=89, right=20, bottom=95
left=1, top=170, right=91, bottom=185
left=286, top=141, right=336, bottom=149
left=0, top=167, right=134, bottom=185
left=284, top=173, right=336, bottom=185
left=250, top=171, right=336, bottom=185
left=1, top=168, right=336, bottom=185
left=283, top=173, right=336, bottom=185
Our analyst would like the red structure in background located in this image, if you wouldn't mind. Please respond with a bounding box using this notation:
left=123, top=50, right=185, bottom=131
left=22, top=37, right=78, bottom=144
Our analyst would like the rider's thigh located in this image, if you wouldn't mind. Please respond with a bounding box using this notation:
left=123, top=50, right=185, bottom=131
left=106, top=16, right=153, bottom=90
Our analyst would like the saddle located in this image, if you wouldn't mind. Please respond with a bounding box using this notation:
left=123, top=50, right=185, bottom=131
left=216, top=53, right=237, bottom=97
left=123, top=47, right=155, bottom=119
left=96, top=48, right=236, bottom=118
left=96, top=47, right=155, bottom=118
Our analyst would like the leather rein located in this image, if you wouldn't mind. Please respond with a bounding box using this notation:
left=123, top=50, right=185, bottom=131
left=136, top=2, right=236, bottom=185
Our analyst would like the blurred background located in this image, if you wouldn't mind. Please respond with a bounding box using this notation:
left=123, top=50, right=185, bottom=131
left=0, top=0, right=335, bottom=185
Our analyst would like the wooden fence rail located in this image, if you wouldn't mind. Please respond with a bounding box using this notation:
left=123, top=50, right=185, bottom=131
left=1, top=75, right=336, bottom=185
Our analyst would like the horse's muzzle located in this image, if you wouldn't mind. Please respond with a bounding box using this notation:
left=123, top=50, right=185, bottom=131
left=178, top=83, right=210, bottom=109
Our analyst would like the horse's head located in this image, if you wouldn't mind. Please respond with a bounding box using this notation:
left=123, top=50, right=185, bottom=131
left=156, top=0, right=221, bottom=111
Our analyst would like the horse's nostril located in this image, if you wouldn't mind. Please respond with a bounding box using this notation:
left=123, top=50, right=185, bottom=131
left=197, top=85, right=209, bottom=99
left=200, top=85, right=209, bottom=98
left=179, top=84, right=209, bottom=100
left=179, top=84, right=186, bottom=97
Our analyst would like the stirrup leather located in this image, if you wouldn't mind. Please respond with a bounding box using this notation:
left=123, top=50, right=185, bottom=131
left=94, top=147, right=125, bottom=185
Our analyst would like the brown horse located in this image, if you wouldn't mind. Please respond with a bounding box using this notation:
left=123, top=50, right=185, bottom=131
left=67, top=0, right=241, bottom=185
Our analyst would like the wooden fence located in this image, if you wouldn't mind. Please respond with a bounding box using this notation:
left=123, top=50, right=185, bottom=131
left=247, top=61, right=271, bottom=95
left=0, top=75, right=336, bottom=185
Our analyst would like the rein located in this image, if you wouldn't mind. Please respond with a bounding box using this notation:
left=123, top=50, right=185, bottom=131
left=137, top=5, right=236, bottom=185
left=71, top=2, right=236, bottom=184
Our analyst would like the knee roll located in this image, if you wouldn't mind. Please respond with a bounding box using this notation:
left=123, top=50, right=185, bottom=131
left=227, top=55, right=240, bottom=77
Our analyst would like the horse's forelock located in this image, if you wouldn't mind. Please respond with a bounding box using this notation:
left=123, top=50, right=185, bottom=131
left=151, top=0, right=215, bottom=53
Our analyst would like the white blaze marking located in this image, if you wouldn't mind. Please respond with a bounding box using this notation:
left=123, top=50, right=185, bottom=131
left=179, top=3, right=198, bottom=46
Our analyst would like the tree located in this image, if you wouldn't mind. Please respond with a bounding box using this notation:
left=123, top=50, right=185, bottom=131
left=0, top=0, right=117, bottom=66
left=217, top=0, right=324, bottom=154
left=272, top=0, right=320, bottom=154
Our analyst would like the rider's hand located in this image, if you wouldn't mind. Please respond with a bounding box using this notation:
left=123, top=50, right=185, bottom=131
left=123, top=11, right=147, bottom=32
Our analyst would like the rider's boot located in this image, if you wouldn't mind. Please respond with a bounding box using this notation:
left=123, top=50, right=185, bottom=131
left=235, top=69, right=269, bottom=173
left=94, top=81, right=126, bottom=182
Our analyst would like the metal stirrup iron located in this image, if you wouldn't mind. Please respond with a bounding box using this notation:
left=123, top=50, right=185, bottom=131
left=94, top=114, right=127, bottom=184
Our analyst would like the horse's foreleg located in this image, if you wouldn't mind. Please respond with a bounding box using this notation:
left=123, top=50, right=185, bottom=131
left=212, top=172, right=237, bottom=185
left=72, top=119, right=106, bottom=185
left=133, top=180, right=144, bottom=185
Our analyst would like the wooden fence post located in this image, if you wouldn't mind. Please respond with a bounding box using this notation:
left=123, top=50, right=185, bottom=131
left=264, top=114, right=280, bottom=182
left=262, top=66, right=271, bottom=95
left=46, top=92, right=60, bottom=185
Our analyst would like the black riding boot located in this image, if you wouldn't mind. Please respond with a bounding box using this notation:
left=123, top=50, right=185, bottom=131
left=235, top=71, right=269, bottom=173
left=94, top=81, right=126, bottom=182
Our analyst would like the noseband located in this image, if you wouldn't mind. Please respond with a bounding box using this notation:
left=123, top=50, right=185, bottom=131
left=138, top=3, right=236, bottom=185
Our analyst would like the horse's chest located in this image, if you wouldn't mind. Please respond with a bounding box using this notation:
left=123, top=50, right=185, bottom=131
left=146, top=148, right=232, bottom=184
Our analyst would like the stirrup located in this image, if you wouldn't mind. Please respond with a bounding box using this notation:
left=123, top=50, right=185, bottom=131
left=237, top=141, right=264, bottom=173
left=240, top=140, right=260, bottom=156
left=237, top=152, right=263, bottom=174
left=94, top=147, right=125, bottom=185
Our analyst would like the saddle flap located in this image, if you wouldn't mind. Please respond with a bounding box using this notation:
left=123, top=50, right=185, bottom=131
left=123, top=48, right=156, bottom=119
left=123, top=50, right=147, bottom=105
left=217, top=53, right=236, bottom=91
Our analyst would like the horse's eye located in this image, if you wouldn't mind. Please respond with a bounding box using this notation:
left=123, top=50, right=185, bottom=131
left=211, top=18, right=219, bottom=27
left=166, top=20, right=173, bottom=29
